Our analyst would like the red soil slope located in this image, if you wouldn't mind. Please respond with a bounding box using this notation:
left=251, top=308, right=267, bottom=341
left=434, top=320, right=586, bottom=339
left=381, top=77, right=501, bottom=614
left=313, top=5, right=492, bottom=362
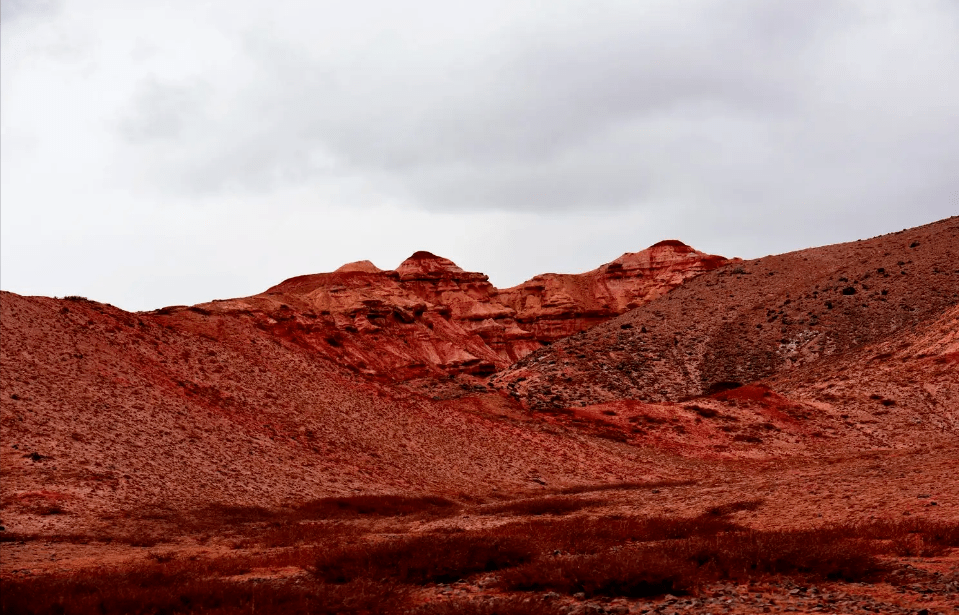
left=0, top=292, right=679, bottom=534
left=493, top=217, right=959, bottom=454
left=496, top=217, right=958, bottom=404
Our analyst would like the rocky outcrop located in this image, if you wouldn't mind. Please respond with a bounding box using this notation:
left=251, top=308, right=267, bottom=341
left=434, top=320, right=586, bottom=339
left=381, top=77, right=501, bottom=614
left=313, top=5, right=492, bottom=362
left=173, top=241, right=732, bottom=380
left=495, top=240, right=731, bottom=344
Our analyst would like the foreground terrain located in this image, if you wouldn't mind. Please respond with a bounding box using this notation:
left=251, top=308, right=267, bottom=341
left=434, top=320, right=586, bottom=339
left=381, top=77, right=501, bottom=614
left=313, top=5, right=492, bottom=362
left=2, top=218, right=957, bottom=614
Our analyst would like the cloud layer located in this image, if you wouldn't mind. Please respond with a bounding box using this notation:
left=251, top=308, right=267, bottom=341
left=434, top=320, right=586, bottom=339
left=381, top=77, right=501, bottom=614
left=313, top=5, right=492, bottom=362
left=2, top=0, right=958, bottom=310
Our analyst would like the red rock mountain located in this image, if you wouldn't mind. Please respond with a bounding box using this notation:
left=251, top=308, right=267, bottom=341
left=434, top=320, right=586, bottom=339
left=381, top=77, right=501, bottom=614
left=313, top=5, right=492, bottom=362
left=492, top=217, right=959, bottom=455
left=180, top=241, right=731, bottom=381
left=2, top=218, right=958, bottom=548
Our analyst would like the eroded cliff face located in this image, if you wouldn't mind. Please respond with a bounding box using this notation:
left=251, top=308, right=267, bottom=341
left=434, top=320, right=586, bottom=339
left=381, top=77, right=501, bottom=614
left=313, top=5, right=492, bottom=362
left=171, top=242, right=732, bottom=380
left=495, top=240, right=731, bottom=345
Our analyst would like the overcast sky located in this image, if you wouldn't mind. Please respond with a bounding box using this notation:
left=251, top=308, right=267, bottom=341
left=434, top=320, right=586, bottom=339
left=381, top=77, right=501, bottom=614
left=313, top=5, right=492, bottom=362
left=2, top=0, right=957, bottom=311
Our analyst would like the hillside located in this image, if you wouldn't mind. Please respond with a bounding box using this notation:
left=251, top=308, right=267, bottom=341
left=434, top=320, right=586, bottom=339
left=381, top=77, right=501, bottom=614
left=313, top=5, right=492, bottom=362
left=494, top=217, right=958, bottom=407
left=0, top=290, right=684, bottom=535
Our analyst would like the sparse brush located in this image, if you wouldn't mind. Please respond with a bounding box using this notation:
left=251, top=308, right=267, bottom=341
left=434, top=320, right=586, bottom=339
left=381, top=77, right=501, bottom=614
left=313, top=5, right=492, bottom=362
left=233, top=520, right=364, bottom=549
left=500, top=549, right=697, bottom=598
left=501, top=527, right=886, bottom=598
left=491, top=514, right=742, bottom=555
left=313, top=534, right=535, bottom=585
left=852, top=518, right=959, bottom=557
left=410, top=596, right=566, bottom=615
left=554, top=479, right=697, bottom=495
left=681, top=530, right=885, bottom=582
left=168, top=496, right=460, bottom=537
left=0, top=554, right=405, bottom=615
left=703, top=499, right=765, bottom=517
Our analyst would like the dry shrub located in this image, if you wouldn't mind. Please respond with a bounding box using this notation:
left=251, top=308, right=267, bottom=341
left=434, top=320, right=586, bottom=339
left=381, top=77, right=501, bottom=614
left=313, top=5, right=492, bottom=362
left=492, top=514, right=741, bottom=555
left=477, top=496, right=598, bottom=517
left=595, top=428, right=630, bottom=442
left=853, top=518, right=959, bottom=557
left=704, top=499, right=765, bottom=517
left=296, top=495, right=460, bottom=519
left=8, top=512, right=954, bottom=613
left=553, top=479, right=697, bottom=495
left=411, top=595, right=566, bottom=615
left=501, top=549, right=696, bottom=598
left=0, top=555, right=405, bottom=615
left=501, top=528, right=886, bottom=598
left=687, top=405, right=719, bottom=418
left=889, top=534, right=945, bottom=557
left=678, top=530, right=885, bottom=582
left=314, top=534, right=534, bottom=585
left=201, top=504, right=281, bottom=524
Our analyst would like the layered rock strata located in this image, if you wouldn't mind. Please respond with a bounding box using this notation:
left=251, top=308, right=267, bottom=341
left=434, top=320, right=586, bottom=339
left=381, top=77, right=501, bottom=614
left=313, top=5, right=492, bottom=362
left=162, top=242, right=732, bottom=380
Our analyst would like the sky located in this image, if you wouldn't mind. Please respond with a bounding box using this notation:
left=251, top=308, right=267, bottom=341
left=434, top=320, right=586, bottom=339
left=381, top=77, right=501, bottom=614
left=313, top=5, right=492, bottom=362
left=2, top=0, right=958, bottom=311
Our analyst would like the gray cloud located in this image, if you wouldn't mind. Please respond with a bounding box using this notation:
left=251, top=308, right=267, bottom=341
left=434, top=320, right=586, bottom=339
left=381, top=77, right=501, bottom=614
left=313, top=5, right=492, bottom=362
left=3, top=0, right=958, bottom=310
left=0, top=0, right=61, bottom=23
left=110, top=0, right=959, bottom=219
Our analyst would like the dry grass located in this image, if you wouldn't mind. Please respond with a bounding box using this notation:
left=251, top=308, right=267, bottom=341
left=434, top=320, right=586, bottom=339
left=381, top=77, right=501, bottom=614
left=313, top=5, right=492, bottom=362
left=500, top=549, right=696, bottom=598
left=314, top=533, right=535, bottom=585
left=852, top=518, right=959, bottom=557
left=476, top=496, right=600, bottom=517
left=490, top=514, right=743, bottom=554
left=499, top=526, right=888, bottom=598
left=5, top=502, right=957, bottom=613
left=552, top=479, right=698, bottom=495
left=703, top=498, right=765, bottom=517
left=410, top=595, right=566, bottom=614
left=0, top=551, right=406, bottom=615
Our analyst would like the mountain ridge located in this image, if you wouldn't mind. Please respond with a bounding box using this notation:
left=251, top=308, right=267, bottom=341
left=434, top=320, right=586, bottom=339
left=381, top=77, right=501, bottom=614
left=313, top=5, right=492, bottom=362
left=160, top=240, right=734, bottom=381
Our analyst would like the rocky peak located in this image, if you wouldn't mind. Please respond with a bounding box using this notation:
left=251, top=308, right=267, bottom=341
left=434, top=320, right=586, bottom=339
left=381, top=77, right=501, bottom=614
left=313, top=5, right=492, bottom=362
left=334, top=260, right=383, bottom=274
left=230, top=241, right=734, bottom=381
left=397, top=252, right=477, bottom=281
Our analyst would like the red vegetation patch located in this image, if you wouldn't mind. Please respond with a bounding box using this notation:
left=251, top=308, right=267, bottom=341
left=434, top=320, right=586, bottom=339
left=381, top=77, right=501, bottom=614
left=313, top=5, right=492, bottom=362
left=5, top=513, right=957, bottom=612
left=314, top=534, right=535, bottom=585
left=0, top=557, right=406, bottom=615
left=411, top=596, right=565, bottom=615
left=554, top=479, right=697, bottom=495
left=501, top=549, right=695, bottom=598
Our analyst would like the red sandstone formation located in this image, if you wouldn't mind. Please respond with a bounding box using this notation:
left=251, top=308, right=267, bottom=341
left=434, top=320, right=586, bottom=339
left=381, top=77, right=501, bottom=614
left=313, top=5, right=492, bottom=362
left=494, top=240, right=730, bottom=345
left=200, top=242, right=732, bottom=380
